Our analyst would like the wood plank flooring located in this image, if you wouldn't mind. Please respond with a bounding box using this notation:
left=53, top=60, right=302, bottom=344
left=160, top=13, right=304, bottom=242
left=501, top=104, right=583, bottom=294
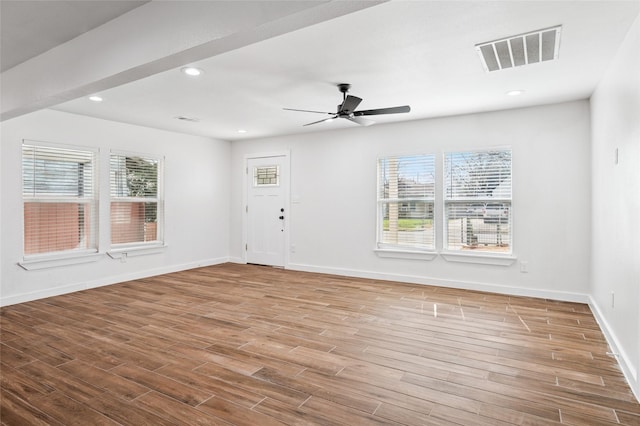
left=1, top=263, right=639, bottom=425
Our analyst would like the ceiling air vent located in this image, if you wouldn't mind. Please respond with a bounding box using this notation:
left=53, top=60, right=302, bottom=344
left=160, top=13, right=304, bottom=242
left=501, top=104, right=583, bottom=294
left=175, top=116, right=200, bottom=122
left=476, top=25, right=561, bottom=72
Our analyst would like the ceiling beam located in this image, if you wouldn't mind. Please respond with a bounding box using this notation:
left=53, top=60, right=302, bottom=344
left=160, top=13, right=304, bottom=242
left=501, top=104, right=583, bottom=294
left=1, top=1, right=385, bottom=122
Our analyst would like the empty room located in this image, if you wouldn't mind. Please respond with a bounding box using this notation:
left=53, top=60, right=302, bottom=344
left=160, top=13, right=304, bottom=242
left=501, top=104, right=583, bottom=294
left=1, top=1, right=639, bottom=425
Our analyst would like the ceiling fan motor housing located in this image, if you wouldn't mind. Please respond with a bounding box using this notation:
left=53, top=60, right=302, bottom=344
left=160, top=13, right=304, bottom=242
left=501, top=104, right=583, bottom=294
left=338, top=83, right=351, bottom=93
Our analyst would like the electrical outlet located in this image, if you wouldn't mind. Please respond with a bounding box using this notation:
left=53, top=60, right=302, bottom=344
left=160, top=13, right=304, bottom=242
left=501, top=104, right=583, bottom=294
left=520, top=261, right=529, bottom=273
left=290, top=244, right=296, bottom=253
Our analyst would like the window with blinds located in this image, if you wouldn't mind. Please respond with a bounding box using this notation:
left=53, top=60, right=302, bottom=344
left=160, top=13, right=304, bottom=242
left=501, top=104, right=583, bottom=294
left=377, top=154, right=435, bottom=250
left=110, top=153, right=163, bottom=247
left=22, top=142, right=98, bottom=257
left=444, top=149, right=512, bottom=253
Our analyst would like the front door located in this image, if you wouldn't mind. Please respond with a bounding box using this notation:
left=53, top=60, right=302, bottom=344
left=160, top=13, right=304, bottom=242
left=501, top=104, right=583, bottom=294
left=246, top=155, right=287, bottom=267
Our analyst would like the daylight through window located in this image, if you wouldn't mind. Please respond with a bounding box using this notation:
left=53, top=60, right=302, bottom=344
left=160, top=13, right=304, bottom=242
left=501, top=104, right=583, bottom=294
left=22, top=142, right=98, bottom=257
left=444, top=149, right=512, bottom=253
left=377, top=155, right=435, bottom=250
left=110, top=153, right=163, bottom=247
left=254, top=165, right=279, bottom=187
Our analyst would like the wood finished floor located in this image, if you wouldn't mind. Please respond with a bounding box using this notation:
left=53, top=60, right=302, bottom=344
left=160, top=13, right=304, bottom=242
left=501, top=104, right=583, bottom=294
left=1, top=263, right=639, bottom=425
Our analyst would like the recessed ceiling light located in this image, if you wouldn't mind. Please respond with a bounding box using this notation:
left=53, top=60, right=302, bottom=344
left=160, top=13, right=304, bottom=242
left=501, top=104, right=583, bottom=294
left=181, top=67, right=203, bottom=77
left=237, top=129, right=247, bottom=133
left=89, top=95, right=103, bottom=102
left=507, top=90, right=524, bottom=96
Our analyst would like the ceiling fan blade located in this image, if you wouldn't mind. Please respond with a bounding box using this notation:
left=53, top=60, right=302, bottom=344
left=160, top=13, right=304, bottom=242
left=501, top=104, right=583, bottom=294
left=339, top=95, right=362, bottom=114
left=303, top=115, right=338, bottom=127
left=347, top=116, right=375, bottom=127
left=283, top=108, right=334, bottom=115
left=354, top=105, right=411, bottom=116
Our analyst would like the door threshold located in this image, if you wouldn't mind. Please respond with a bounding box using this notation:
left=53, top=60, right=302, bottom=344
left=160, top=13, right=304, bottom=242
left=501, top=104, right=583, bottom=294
left=247, top=263, right=284, bottom=269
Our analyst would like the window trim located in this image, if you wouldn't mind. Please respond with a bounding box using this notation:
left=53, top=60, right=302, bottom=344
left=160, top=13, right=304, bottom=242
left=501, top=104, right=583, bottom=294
left=373, top=148, right=516, bottom=265
left=440, top=251, right=517, bottom=266
left=443, top=148, right=513, bottom=255
left=374, top=248, right=437, bottom=261
left=376, top=154, right=436, bottom=253
left=109, top=150, right=164, bottom=250
left=21, top=140, right=99, bottom=261
left=107, top=244, right=168, bottom=259
left=18, top=252, right=103, bottom=271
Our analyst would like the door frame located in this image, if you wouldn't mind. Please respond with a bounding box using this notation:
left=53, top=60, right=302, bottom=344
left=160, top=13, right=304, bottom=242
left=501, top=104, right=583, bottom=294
left=242, top=151, right=290, bottom=267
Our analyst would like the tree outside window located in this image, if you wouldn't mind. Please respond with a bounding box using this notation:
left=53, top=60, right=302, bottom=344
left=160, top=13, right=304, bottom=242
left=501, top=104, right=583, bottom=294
left=377, top=155, right=435, bottom=250
left=444, top=150, right=512, bottom=253
left=110, top=154, right=162, bottom=246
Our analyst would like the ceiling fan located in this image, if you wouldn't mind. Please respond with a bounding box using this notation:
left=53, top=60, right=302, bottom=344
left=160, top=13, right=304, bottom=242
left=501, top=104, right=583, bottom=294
left=284, top=83, right=411, bottom=127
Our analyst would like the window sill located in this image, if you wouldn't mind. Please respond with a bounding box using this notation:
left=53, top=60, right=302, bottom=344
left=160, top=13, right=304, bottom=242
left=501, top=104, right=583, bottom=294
left=18, top=252, right=103, bottom=271
left=374, top=248, right=437, bottom=261
left=107, top=244, right=167, bottom=259
left=440, top=251, right=516, bottom=266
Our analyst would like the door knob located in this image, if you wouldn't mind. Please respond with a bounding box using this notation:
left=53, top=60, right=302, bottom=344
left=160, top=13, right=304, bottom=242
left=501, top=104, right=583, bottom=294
left=279, top=216, right=284, bottom=220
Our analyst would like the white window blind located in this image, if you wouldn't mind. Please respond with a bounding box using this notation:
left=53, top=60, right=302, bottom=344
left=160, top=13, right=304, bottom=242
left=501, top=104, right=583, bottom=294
left=22, top=142, right=98, bottom=257
left=444, top=149, right=512, bottom=252
left=377, top=155, right=435, bottom=250
left=110, top=153, right=163, bottom=247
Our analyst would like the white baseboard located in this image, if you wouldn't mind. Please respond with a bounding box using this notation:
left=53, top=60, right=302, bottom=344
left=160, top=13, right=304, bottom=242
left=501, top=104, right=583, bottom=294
left=0, top=257, right=230, bottom=307
left=287, top=262, right=589, bottom=303
left=588, top=295, right=639, bottom=401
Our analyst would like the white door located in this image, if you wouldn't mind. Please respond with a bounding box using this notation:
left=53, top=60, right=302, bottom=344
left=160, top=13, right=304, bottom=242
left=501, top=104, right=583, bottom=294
left=246, top=155, right=287, bottom=267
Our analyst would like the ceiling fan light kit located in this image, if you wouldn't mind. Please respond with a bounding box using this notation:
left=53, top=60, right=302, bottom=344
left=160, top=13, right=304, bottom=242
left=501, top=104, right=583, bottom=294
left=284, top=83, right=410, bottom=127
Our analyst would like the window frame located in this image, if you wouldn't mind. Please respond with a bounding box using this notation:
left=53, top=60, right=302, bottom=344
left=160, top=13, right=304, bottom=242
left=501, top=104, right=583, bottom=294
left=109, top=150, right=164, bottom=250
left=21, top=140, right=99, bottom=262
left=376, top=154, right=436, bottom=254
left=253, top=165, right=280, bottom=187
left=442, top=148, right=513, bottom=256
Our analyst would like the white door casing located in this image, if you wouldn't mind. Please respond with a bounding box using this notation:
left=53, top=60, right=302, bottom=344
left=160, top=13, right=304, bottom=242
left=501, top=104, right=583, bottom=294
left=245, top=155, right=288, bottom=267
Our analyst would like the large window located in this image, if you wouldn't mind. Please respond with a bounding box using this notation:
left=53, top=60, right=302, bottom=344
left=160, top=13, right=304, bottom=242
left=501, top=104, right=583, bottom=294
left=110, top=153, right=163, bottom=247
left=444, top=149, right=512, bottom=253
left=377, top=155, right=435, bottom=250
left=22, top=142, right=98, bottom=257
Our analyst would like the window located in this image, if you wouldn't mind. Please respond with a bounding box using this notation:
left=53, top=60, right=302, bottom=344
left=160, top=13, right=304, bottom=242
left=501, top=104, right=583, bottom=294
left=254, top=165, right=279, bottom=186
left=22, top=142, right=97, bottom=257
left=110, top=153, right=163, bottom=247
left=444, top=149, right=512, bottom=253
left=377, top=155, right=435, bottom=250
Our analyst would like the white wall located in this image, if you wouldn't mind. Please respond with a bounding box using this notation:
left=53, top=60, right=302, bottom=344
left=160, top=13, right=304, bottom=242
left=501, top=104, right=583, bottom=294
left=230, top=101, right=592, bottom=301
left=0, top=109, right=230, bottom=306
left=590, top=13, right=640, bottom=399
left=0, top=80, right=634, bottom=399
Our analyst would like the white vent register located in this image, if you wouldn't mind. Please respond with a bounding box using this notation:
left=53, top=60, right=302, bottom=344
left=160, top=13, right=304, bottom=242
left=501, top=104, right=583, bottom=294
left=476, top=26, right=561, bottom=72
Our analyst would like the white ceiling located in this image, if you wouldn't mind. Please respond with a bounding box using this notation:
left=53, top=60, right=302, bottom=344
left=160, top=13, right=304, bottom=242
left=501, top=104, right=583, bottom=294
left=3, top=1, right=640, bottom=141
left=0, top=1, right=148, bottom=72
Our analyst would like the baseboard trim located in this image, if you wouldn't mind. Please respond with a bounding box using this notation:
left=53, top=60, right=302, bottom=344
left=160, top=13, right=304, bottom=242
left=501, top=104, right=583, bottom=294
left=588, top=295, right=639, bottom=401
left=0, top=257, right=230, bottom=307
left=286, top=262, right=589, bottom=303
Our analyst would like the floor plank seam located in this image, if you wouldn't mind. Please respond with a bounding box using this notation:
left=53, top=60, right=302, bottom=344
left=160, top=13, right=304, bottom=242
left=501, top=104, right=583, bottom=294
left=2, top=263, right=639, bottom=425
